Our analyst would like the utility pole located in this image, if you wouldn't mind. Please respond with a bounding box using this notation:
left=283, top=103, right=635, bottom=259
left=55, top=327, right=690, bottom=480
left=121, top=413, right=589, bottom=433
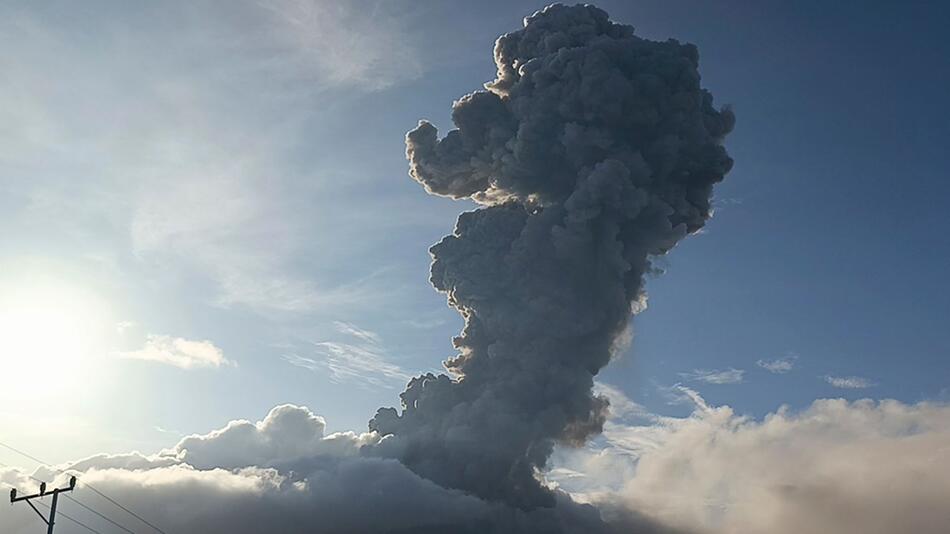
left=10, top=476, right=76, bottom=534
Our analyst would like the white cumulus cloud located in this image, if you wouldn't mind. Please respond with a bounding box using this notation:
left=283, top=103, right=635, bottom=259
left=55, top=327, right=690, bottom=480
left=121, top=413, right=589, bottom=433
left=824, top=375, right=875, bottom=389
left=550, top=388, right=950, bottom=534
left=5, top=396, right=949, bottom=534
left=756, top=355, right=796, bottom=373
left=0, top=405, right=637, bottom=534
left=118, top=334, right=231, bottom=369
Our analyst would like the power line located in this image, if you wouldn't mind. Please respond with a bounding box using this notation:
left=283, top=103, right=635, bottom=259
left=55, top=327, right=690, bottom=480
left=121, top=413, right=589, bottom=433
left=3, top=458, right=138, bottom=530
left=0, top=442, right=48, bottom=468
left=0, top=440, right=166, bottom=534
left=0, top=462, right=135, bottom=534
left=64, top=495, right=137, bottom=534
left=35, top=499, right=104, bottom=534
left=75, top=485, right=165, bottom=534
left=1, top=459, right=53, bottom=485
left=10, top=475, right=77, bottom=534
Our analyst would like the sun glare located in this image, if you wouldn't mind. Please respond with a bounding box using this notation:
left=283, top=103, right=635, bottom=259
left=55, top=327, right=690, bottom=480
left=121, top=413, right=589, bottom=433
left=0, top=280, right=110, bottom=399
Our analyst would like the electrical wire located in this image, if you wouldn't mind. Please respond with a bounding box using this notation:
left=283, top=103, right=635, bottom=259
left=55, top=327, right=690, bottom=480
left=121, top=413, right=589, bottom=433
left=76, top=483, right=166, bottom=534
left=0, top=440, right=164, bottom=533
left=35, top=498, right=105, bottom=534
left=65, top=494, right=137, bottom=534
left=3, top=465, right=128, bottom=534
left=3, top=458, right=132, bottom=531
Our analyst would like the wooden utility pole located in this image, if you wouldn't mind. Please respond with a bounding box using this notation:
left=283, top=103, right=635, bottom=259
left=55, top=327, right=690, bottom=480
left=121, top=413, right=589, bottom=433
left=10, top=476, right=76, bottom=534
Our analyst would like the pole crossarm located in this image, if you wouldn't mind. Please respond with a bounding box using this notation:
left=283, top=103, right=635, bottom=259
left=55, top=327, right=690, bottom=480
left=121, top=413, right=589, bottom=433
left=9, top=476, right=77, bottom=533
left=25, top=499, right=50, bottom=525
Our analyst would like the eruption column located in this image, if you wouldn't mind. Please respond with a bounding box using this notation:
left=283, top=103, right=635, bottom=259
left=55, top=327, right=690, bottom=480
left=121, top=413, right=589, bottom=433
left=371, top=4, right=734, bottom=509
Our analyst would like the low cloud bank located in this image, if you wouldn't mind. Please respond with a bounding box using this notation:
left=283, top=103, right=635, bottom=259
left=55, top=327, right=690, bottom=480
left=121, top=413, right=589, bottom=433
left=1, top=405, right=665, bottom=533
left=3, top=397, right=948, bottom=533
left=552, top=388, right=950, bottom=534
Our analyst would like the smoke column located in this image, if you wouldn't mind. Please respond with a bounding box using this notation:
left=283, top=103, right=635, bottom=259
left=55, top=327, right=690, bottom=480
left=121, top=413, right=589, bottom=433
left=370, top=3, right=734, bottom=510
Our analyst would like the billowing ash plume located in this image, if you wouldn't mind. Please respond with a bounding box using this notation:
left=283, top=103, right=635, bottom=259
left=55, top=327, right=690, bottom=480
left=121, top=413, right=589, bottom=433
left=370, top=3, right=733, bottom=509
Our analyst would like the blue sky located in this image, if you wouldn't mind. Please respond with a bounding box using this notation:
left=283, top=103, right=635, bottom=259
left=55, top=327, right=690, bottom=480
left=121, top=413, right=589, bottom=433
left=1, top=0, right=948, bottom=469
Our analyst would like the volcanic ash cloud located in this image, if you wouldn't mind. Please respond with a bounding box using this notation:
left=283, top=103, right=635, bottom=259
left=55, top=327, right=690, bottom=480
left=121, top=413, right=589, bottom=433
left=370, top=3, right=734, bottom=509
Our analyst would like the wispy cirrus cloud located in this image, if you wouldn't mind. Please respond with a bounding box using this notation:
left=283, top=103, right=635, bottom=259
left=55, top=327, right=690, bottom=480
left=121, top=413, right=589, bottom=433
left=756, top=355, right=797, bottom=374
left=679, top=367, right=745, bottom=384
left=656, top=383, right=714, bottom=411
left=824, top=375, right=876, bottom=389
left=331, top=321, right=381, bottom=345
left=402, top=316, right=449, bottom=329
left=283, top=322, right=411, bottom=388
left=257, top=0, right=423, bottom=92
left=118, top=334, right=232, bottom=370
left=0, top=1, right=427, bottom=316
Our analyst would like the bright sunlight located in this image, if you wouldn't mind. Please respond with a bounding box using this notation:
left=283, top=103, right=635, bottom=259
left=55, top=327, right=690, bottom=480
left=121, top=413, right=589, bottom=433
left=0, top=278, right=110, bottom=399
